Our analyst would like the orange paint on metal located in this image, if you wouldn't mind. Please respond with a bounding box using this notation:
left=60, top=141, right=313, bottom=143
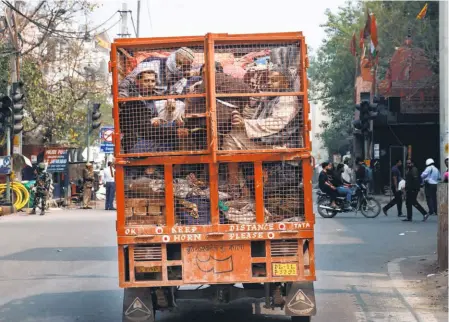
left=164, top=164, right=175, bottom=227
left=254, top=162, right=265, bottom=223
left=209, top=162, right=219, bottom=225
left=302, top=158, right=314, bottom=223
left=111, top=32, right=315, bottom=288
left=182, top=241, right=252, bottom=283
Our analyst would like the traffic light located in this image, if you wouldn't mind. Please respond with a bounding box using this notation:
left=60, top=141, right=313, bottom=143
left=91, top=103, right=101, bottom=130
left=352, top=100, right=378, bottom=133
left=0, top=95, right=12, bottom=134
left=11, top=82, right=24, bottom=135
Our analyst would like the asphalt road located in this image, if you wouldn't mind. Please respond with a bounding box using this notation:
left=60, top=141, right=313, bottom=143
left=0, top=205, right=446, bottom=322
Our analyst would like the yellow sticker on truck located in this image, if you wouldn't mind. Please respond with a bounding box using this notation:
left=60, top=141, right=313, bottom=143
left=135, top=266, right=162, bottom=273
left=272, top=263, right=297, bottom=276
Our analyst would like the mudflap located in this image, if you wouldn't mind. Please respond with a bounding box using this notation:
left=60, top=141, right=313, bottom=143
left=285, top=282, right=316, bottom=317
left=123, top=287, right=155, bottom=322
left=252, top=282, right=316, bottom=317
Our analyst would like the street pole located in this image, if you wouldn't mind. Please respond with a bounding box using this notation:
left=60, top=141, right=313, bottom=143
left=4, top=3, right=20, bottom=203
left=118, top=3, right=130, bottom=38
left=136, top=0, right=141, bottom=37
left=86, top=102, right=91, bottom=162
left=439, top=1, right=448, bottom=168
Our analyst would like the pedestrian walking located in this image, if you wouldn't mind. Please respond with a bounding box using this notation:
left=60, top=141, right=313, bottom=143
left=104, top=161, right=116, bottom=210
left=403, top=159, right=429, bottom=222
left=82, top=163, right=95, bottom=209
left=383, top=159, right=404, bottom=217
left=421, top=158, right=441, bottom=216
left=31, top=163, right=51, bottom=216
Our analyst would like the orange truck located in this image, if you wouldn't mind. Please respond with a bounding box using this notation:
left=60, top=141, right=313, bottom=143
left=110, top=32, right=315, bottom=322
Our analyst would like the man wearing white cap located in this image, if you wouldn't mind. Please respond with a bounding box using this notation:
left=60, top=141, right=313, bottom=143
left=421, top=158, right=441, bottom=216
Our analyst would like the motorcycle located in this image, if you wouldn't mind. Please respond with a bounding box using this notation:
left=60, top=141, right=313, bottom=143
left=316, top=182, right=381, bottom=218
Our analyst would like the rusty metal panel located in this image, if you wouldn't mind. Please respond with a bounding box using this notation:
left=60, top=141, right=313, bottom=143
left=182, top=241, right=251, bottom=283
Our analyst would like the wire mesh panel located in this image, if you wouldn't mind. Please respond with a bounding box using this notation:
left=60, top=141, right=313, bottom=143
left=124, top=166, right=166, bottom=226
left=218, top=96, right=304, bottom=151
left=262, top=161, right=305, bottom=223
left=116, top=44, right=208, bottom=156
left=217, top=162, right=262, bottom=224
left=119, top=98, right=208, bottom=154
left=173, top=164, right=210, bottom=225
left=213, top=42, right=302, bottom=94
left=117, top=45, right=205, bottom=96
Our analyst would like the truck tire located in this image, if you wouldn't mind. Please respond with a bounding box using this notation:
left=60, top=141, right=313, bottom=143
left=292, top=316, right=311, bottom=322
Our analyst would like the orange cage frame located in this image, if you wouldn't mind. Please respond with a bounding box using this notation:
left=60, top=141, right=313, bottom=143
left=111, top=32, right=315, bottom=288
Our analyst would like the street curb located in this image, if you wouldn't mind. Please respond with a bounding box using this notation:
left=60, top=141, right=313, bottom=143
left=387, top=255, right=440, bottom=322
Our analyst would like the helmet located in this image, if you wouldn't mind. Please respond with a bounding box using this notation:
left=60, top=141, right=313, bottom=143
left=425, top=158, right=434, bottom=166
left=37, top=163, right=46, bottom=171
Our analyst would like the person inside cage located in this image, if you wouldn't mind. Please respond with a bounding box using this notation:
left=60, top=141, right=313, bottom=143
left=179, top=61, right=256, bottom=151
left=222, top=65, right=303, bottom=198
left=135, top=46, right=197, bottom=95
left=222, top=65, right=303, bottom=151
left=118, top=64, right=186, bottom=153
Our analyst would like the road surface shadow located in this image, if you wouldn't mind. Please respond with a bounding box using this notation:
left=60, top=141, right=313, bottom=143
left=0, top=291, right=293, bottom=322
left=0, top=246, right=117, bottom=262
left=0, top=290, right=123, bottom=322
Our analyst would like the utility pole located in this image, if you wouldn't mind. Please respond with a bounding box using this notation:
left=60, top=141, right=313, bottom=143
left=440, top=1, right=448, bottom=168
left=86, top=102, right=91, bottom=162
left=118, top=3, right=130, bottom=38
left=136, top=0, right=141, bottom=37
left=4, top=3, right=20, bottom=203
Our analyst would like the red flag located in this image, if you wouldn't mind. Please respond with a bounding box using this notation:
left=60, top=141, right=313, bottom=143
left=370, top=14, right=378, bottom=48
left=359, top=29, right=364, bottom=49
left=350, top=32, right=357, bottom=56
left=363, top=7, right=371, bottom=39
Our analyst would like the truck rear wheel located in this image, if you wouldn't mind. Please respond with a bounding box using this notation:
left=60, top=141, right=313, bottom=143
left=292, top=316, right=311, bottom=322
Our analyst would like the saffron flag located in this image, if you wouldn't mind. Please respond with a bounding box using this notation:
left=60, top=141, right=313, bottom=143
left=416, top=3, right=428, bottom=20
left=363, top=7, right=371, bottom=38
left=359, top=29, right=364, bottom=49
left=370, top=14, right=378, bottom=59
left=350, top=32, right=357, bottom=56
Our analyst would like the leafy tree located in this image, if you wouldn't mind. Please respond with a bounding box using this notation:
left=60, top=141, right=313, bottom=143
left=1, top=0, right=112, bottom=146
left=309, top=0, right=439, bottom=154
left=309, top=0, right=364, bottom=155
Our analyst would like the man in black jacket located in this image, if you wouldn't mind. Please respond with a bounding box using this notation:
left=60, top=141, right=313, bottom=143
left=319, top=162, right=338, bottom=208
left=404, top=159, right=429, bottom=222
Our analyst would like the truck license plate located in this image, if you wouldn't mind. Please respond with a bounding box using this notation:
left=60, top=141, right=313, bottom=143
left=135, top=266, right=162, bottom=273
left=272, top=263, right=297, bottom=276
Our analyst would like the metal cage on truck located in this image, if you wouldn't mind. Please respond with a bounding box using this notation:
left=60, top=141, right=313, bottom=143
left=110, top=32, right=316, bottom=321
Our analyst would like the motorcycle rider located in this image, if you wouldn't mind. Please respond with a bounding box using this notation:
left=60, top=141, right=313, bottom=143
left=332, top=163, right=352, bottom=209
left=319, top=162, right=338, bottom=208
